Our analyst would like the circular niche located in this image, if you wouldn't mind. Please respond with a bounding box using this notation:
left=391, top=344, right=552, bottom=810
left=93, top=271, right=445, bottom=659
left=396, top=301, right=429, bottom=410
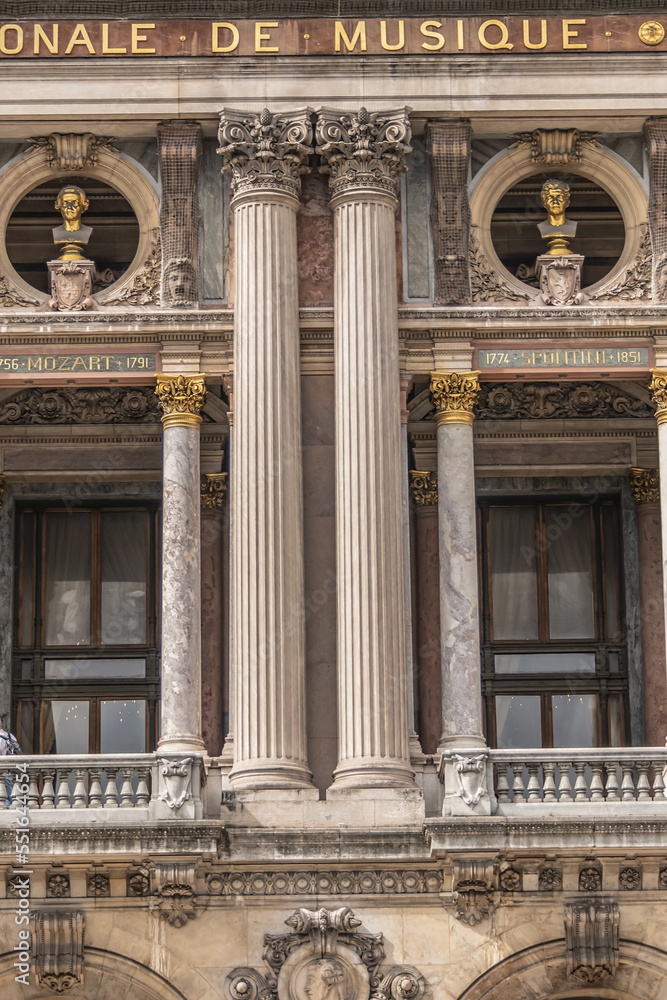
left=490, top=171, right=625, bottom=290
left=6, top=176, right=139, bottom=295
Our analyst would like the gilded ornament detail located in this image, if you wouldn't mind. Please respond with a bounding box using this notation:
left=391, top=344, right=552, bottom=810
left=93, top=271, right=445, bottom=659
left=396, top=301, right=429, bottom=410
left=639, top=21, right=665, bottom=45
left=155, top=374, right=206, bottom=427
left=512, top=128, right=600, bottom=166
left=316, top=106, right=411, bottom=199
left=201, top=473, right=228, bottom=509
left=649, top=369, right=667, bottom=424
left=630, top=468, right=660, bottom=504
left=27, top=132, right=115, bottom=170
left=409, top=471, right=438, bottom=506
left=430, top=371, right=480, bottom=425
left=217, top=107, right=313, bottom=199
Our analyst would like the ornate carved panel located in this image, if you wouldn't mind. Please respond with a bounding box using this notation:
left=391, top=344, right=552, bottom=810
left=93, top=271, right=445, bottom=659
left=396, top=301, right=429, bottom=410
left=157, top=120, right=203, bottom=308
left=512, top=128, right=600, bottom=165
left=564, top=901, right=620, bottom=984
left=476, top=381, right=655, bottom=420
left=33, top=910, right=84, bottom=993
left=0, top=387, right=160, bottom=424
left=27, top=132, right=115, bottom=170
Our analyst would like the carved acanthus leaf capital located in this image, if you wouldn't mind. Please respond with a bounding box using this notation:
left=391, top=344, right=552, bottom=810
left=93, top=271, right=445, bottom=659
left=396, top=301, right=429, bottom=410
left=630, top=467, right=660, bottom=504
left=410, top=471, right=438, bottom=506
left=650, top=368, right=667, bottom=424
left=430, top=371, right=480, bottom=425
left=316, top=106, right=412, bottom=200
left=201, top=473, right=228, bottom=509
left=217, top=107, right=313, bottom=199
left=155, top=374, right=206, bottom=427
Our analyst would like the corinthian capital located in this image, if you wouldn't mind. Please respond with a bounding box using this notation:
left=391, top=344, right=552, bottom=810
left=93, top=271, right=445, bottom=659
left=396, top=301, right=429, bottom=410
left=155, top=374, right=206, bottom=428
left=410, top=471, right=438, bottom=506
left=217, top=107, right=313, bottom=199
left=316, top=106, right=412, bottom=199
left=630, top=467, right=660, bottom=504
left=650, top=368, right=667, bottom=424
left=430, top=371, right=481, bottom=426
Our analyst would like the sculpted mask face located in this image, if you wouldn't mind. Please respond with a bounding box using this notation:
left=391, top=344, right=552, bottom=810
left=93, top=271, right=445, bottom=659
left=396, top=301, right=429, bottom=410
left=541, top=180, right=570, bottom=226
left=55, top=186, right=89, bottom=232
left=303, top=960, right=346, bottom=1000
left=164, top=259, right=197, bottom=305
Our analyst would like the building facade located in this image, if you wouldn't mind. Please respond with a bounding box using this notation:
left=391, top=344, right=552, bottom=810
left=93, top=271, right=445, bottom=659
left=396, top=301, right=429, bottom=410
left=1, top=4, right=667, bottom=1000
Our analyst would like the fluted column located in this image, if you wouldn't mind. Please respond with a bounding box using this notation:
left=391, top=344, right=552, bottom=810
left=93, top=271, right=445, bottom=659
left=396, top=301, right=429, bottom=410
left=430, top=372, right=485, bottom=750
left=155, top=374, right=207, bottom=753
left=218, top=108, right=313, bottom=789
left=630, top=468, right=667, bottom=745
left=317, top=107, right=414, bottom=788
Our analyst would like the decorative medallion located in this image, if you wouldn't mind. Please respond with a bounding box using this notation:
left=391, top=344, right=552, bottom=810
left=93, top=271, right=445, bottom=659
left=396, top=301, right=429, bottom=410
left=87, top=873, right=110, bottom=897
left=618, top=867, right=641, bottom=891
left=639, top=21, right=665, bottom=45
left=579, top=866, right=602, bottom=892
left=538, top=866, right=562, bottom=891
left=127, top=870, right=150, bottom=897
left=499, top=868, right=521, bottom=892
left=47, top=873, right=71, bottom=898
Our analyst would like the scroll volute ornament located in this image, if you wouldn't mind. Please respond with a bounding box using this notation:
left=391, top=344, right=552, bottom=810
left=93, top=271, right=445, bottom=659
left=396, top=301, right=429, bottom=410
left=155, top=374, right=206, bottom=428
left=429, top=371, right=481, bottom=425
left=630, top=467, right=660, bottom=504
left=650, top=368, right=667, bottom=424
left=316, top=106, right=412, bottom=199
left=409, top=471, right=438, bottom=506
left=217, top=107, right=313, bottom=198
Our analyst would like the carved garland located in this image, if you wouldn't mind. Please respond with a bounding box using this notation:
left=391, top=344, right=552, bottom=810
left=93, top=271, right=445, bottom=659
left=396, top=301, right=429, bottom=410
left=469, top=232, right=530, bottom=303
left=0, top=387, right=161, bottom=424
left=475, top=381, right=655, bottom=420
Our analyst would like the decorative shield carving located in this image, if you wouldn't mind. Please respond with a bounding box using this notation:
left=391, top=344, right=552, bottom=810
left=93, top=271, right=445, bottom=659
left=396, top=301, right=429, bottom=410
left=42, top=259, right=100, bottom=312
left=453, top=754, right=487, bottom=806
left=537, top=253, right=587, bottom=306
left=158, top=757, right=193, bottom=810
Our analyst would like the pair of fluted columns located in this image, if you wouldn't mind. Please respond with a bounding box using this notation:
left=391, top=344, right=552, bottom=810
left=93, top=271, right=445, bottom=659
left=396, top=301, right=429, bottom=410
left=217, top=106, right=415, bottom=789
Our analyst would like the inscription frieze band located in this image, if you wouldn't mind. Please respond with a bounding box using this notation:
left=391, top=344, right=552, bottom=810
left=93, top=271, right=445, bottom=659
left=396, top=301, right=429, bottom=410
left=477, top=346, right=650, bottom=373
left=0, top=352, right=157, bottom=373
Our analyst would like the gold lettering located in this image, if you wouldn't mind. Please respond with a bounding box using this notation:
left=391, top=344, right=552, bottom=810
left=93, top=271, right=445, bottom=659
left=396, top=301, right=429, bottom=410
left=562, top=18, right=587, bottom=49
left=57, top=357, right=71, bottom=371
left=0, top=24, right=23, bottom=55
left=380, top=20, right=405, bottom=51
left=101, top=356, right=112, bottom=370
left=521, top=352, right=531, bottom=365
left=420, top=20, right=445, bottom=51
left=212, top=22, right=239, bottom=53
left=65, top=24, right=95, bottom=54
left=89, top=356, right=101, bottom=371
left=71, top=356, right=87, bottom=370
left=478, top=19, right=514, bottom=50
left=254, top=21, right=279, bottom=53
left=44, top=357, right=55, bottom=371
left=28, top=357, right=42, bottom=371
left=132, top=23, right=156, bottom=54
left=522, top=19, right=547, bottom=49
left=335, top=20, right=367, bottom=52
left=457, top=19, right=464, bottom=50
left=34, top=24, right=58, bottom=54
left=102, top=24, right=126, bottom=54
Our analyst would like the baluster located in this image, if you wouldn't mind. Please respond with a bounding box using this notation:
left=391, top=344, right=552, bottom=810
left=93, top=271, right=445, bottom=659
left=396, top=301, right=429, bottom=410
left=0, top=768, right=8, bottom=810
left=88, top=769, right=103, bottom=809
left=495, top=763, right=510, bottom=804
left=543, top=762, right=557, bottom=803
left=653, top=762, right=666, bottom=801
left=41, top=769, right=55, bottom=809
left=135, top=769, right=150, bottom=807
left=605, top=762, right=620, bottom=802
left=28, top=771, right=40, bottom=810
left=526, top=763, right=541, bottom=802
left=9, top=772, right=19, bottom=808
left=557, top=764, right=574, bottom=802
left=637, top=761, right=651, bottom=801
left=119, top=769, right=134, bottom=808
left=590, top=762, right=604, bottom=802
left=104, top=768, right=119, bottom=808
left=72, top=769, right=88, bottom=809
left=621, top=763, right=636, bottom=801
left=55, top=769, right=71, bottom=809
left=574, top=762, right=588, bottom=802
left=512, top=764, right=526, bottom=803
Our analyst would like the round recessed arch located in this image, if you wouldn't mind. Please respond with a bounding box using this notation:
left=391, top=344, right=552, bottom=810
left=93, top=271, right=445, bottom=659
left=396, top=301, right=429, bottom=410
left=469, top=142, right=648, bottom=300
left=0, top=143, right=160, bottom=305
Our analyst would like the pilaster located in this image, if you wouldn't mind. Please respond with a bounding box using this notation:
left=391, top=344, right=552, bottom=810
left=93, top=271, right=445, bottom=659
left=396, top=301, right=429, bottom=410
left=157, top=120, right=203, bottom=308
left=643, top=120, right=667, bottom=302
left=426, top=120, right=472, bottom=305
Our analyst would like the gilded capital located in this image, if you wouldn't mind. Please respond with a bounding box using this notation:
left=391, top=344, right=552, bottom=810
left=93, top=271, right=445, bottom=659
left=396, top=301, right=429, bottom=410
left=155, top=374, right=206, bottom=428
left=430, top=371, right=481, bottom=425
left=217, top=107, right=313, bottom=199
left=410, top=471, right=438, bottom=506
left=316, top=106, right=412, bottom=200
left=201, top=473, right=228, bottom=509
left=630, top=467, right=660, bottom=504
left=650, top=369, right=667, bottom=424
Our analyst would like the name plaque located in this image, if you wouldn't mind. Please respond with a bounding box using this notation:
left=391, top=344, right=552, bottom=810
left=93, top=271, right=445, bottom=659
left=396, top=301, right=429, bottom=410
left=0, top=352, right=157, bottom=374
left=477, top=346, right=650, bottom=373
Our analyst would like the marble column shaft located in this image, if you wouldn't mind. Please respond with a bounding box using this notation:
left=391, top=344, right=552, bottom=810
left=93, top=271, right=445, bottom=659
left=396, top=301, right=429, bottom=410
left=410, top=472, right=441, bottom=755
left=650, top=372, right=667, bottom=737
left=430, top=372, right=485, bottom=750
left=156, top=374, right=206, bottom=754
left=317, top=107, right=414, bottom=788
left=218, top=108, right=313, bottom=789
left=201, top=501, right=225, bottom=757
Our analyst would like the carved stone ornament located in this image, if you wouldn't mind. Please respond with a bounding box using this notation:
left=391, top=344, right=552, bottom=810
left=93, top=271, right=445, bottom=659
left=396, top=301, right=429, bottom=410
left=591, top=224, right=652, bottom=302
left=426, top=120, right=472, bottom=304
left=27, top=132, right=115, bottom=170
left=430, top=371, right=480, bottom=425
left=0, top=273, right=39, bottom=308
left=40, top=259, right=101, bottom=313
left=106, top=232, right=161, bottom=306
left=453, top=753, right=487, bottom=806
left=206, top=869, right=443, bottom=897
left=650, top=368, right=667, bottom=425
left=127, top=869, right=150, bottom=897
left=579, top=866, right=602, bottom=892
left=476, top=381, right=655, bottom=421
left=155, top=373, right=207, bottom=426
left=87, top=872, right=110, bottom=897
left=152, top=862, right=201, bottom=927
left=218, top=107, right=313, bottom=199
left=0, top=387, right=160, bottom=425
left=536, top=253, right=587, bottom=306
left=469, top=232, right=530, bottom=303
left=47, top=873, right=70, bottom=898
left=512, top=127, right=600, bottom=165
left=451, top=859, right=496, bottom=926
left=158, top=757, right=193, bottom=811
left=619, top=867, right=641, bottom=890
left=201, top=472, right=228, bottom=509
left=564, top=901, right=620, bottom=984
left=225, top=907, right=424, bottom=1000
left=630, top=468, right=660, bottom=504
left=499, top=868, right=521, bottom=892
left=33, top=910, right=84, bottom=993
left=316, top=107, right=411, bottom=200
left=409, top=471, right=438, bottom=506
left=538, top=866, right=562, bottom=891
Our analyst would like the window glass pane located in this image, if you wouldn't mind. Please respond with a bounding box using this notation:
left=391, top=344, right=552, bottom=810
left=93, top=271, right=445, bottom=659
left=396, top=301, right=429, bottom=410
left=546, top=506, right=595, bottom=639
left=100, top=700, right=146, bottom=753
left=489, top=507, right=539, bottom=640
left=608, top=694, right=623, bottom=747
left=495, top=695, right=542, bottom=748
left=41, top=700, right=89, bottom=754
left=552, top=694, right=598, bottom=748
left=44, top=659, right=146, bottom=679
left=602, top=504, right=621, bottom=640
left=20, top=512, right=34, bottom=646
left=495, top=652, right=596, bottom=674
left=18, top=702, right=32, bottom=754
left=101, top=511, right=148, bottom=645
left=44, top=512, right=91, bottom=646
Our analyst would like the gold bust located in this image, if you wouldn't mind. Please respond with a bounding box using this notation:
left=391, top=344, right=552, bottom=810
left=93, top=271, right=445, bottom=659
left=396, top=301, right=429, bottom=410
left=53, top=184, right=93, bottom=259
left=538, top=178, right=577, bottom=254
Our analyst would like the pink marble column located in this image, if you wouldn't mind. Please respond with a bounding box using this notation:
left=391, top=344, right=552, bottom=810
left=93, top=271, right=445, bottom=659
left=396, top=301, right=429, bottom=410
left=201, top=498, right=226, bottom=757
left=410, top=472, right=441, bottom=756
left=631, top=468, right=667, bottom=745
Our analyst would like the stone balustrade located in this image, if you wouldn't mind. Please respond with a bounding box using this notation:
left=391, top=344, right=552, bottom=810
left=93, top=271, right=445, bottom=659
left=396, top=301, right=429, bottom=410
left=0, top=755, right=153, bottom=812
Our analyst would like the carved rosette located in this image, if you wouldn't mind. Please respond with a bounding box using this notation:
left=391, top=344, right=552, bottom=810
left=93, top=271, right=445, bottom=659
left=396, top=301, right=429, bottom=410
left=429, top=371, right=481, bottom=426
left=409, top=471, right=438, bottom=506
left=201, top=473, right=228, bottom=509
left=650, top=369, right=667, bottom=424
left=316, top=106, right=411, bottom=202
left=217, top=108, right=313, bottom=201
left=630, top=467, right=660, bottom=504
left=155, top=374, right=206, bottom=428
